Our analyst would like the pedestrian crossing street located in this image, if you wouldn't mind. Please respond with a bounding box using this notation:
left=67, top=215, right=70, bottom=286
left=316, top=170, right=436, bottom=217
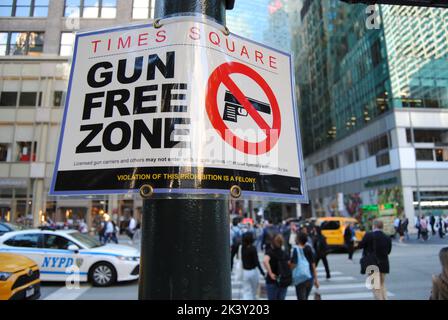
left=231, top=266, right=395, bottom=300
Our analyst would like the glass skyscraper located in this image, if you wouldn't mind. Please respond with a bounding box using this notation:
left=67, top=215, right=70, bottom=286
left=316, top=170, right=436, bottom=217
left=296, top=0, right=448, bottom=156
left=294, top=1, right=448, bottom=223
left=227, top=0, right=291, bottom=52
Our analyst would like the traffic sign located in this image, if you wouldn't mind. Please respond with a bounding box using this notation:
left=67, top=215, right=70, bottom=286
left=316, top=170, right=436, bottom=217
left=206, top=61, right=281, bottom=155
left=50, top=18, right=308, bottom=201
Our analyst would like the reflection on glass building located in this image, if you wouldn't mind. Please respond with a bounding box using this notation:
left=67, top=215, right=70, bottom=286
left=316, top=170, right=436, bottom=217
left=294, top=0, right=448, bottom=225
left=227, top=0, right=291, bottom=52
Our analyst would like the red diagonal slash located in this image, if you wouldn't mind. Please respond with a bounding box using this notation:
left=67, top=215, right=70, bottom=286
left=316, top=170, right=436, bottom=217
left=206, top=61, right=281, bottom=155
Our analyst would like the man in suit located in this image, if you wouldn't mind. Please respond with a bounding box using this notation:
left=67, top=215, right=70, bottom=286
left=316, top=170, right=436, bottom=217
left=344, top=222, right=355, bottom=261
left=358, top=219, right=392, bottom=300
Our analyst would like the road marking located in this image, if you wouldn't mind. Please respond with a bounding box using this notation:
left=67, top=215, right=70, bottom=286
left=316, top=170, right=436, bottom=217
left=393, top=242, right=409, bottom=247
left=317, top=271, right=342, bottom=277
left=307, top=291, right=395, bottom=300
left=43, top=285, right=91, bottom=300
left=313, top=283, right=366, bottom=291
left=317, top=276, right=356, bottom=281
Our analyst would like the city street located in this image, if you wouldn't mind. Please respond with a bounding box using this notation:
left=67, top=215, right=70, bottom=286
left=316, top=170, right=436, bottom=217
left=38, top=237, right=447, bottom=300
left=1, top=0, right=448, bottom=305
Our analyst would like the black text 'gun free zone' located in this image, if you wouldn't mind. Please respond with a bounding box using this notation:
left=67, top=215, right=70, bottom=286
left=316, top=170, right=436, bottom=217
left=223, top=91, right=271, bottom=122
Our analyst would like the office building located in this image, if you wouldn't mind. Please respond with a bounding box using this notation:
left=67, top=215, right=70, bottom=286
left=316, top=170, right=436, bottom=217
left=295, top=0, right=448, bottom=224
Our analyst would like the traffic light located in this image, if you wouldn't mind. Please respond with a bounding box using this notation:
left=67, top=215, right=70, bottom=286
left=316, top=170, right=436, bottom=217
left=340, top=0, right=448, bottom=8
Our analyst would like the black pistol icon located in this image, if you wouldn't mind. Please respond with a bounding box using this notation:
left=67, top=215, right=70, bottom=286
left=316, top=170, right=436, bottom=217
left=223, top=91, right=271, bottom=122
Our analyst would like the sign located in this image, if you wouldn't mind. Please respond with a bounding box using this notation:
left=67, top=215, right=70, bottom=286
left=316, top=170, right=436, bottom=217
left=206, top=62, right=281, bottom=155
left=364, top=177, right=398, bottom=189
left=50, top=19, right=307, bottom=201
left=361, top=203, right=397, bottom=235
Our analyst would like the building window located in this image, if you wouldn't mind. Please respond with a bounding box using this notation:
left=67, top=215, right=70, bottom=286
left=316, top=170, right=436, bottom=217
left=344, top=149, right=354, bottom=165
left=0, top=144, right=11, bottom=162
left=0, top=31, right=44, bottom=56
left=0, top=91, right=18, bottom=106
left=0, top=0, right=49, bottom=17
left=53, top=91, right=65, bottom=107
left=17, top=141, right=36, bottom=162
left=436, top=149, right=448, bottom=162
left=327, top=156, right=338, bottom=171
left=406, top=128, right=412, bottom=143
left=354, top=147, right=360, bottom=162
left=65, top=0, right=117, bottom=18
left=60, top=32, right=75, bottom=56
left=411, top=129, right=447, bottom=144
left=415, top=149, right=434, bottom=161
left=132, top=0, right=154, bottom=19
left=19, top=91, right=42, bottom=107
left=367, top=134, right=389, bottom=157
left=376, top=152, right=390, bottom=167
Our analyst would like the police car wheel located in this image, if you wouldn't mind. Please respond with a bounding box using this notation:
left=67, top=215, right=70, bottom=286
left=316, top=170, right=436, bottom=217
left=89, top=262, right=117, bottom=287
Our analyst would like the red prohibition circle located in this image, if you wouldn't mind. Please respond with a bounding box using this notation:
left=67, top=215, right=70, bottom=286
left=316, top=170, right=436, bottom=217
left=205, top=62, right=281, bottom=155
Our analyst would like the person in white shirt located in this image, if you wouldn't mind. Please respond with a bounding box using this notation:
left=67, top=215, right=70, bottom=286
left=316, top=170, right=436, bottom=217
left=393, top=217, right=401, bottom=238
left=127, top=216, right=137, bottom=240
left=104, top=220, right=114, bottom=243
left=79, top=220, right=88, bottom=234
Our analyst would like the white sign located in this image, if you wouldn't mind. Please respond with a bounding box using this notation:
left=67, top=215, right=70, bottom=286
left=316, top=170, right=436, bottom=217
left=50, top=18, right=307, bottom=201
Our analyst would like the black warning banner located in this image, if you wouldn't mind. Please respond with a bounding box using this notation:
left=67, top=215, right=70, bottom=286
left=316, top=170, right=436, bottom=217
left=54, top=167, right=301, bottom=195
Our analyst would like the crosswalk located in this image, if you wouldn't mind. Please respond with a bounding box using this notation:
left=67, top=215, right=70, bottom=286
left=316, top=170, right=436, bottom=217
left=231, top=266, right=395, bottom=300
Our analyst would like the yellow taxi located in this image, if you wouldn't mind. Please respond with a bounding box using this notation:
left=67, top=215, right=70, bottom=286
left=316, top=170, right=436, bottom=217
left=0, top=253, right=40, bottom=300
left=316, top=217, right=366, bottom=248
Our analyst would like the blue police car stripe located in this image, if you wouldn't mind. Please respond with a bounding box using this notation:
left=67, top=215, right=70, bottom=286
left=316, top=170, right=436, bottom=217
left=40, top=271, right=88, bottom=275
left=0, top=247, right=71, bottom=254
left=79, top=252, right=121, bottom=257
left=0, top=248, right=121, bottom=257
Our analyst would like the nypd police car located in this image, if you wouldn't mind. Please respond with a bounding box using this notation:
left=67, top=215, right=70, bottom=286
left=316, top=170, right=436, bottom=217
left=0, top=229, right=140, bottom=287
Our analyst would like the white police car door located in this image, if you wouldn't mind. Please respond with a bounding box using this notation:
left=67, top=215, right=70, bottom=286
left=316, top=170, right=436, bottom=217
left=40, top=234, right=78, bottom=281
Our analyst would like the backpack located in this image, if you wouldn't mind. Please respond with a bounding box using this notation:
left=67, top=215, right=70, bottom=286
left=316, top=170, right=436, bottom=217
left=292, top=246, right=312, bottom=285
left=315, top=235, right=328, bottom=255
left=276, top=251, right=293, bottom=288
left=231, top=226, right=242, bottom=247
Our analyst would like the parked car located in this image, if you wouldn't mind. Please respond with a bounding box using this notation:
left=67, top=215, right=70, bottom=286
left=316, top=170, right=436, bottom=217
left=0, top=229, right=140, bottom=287
left=0, top=253, right=40, bottom=300
left=0, top=222, right=26, bottom=236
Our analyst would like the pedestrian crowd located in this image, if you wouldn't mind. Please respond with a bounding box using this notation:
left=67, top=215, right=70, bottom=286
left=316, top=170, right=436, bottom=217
left=97, top=213, right=140, bottom=245
left=414, top=214, right=447, bottom=241
left=230, top=217, right=336, bottom=301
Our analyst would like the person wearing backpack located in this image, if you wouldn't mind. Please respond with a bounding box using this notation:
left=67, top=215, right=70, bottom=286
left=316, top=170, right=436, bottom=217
left=263, top=234, right=291, bottom=300
left=290, top=232, right=319, bottom=300
left=230, top=220, right=242, bottom=271
left=312, top=226, right=331, bottom=279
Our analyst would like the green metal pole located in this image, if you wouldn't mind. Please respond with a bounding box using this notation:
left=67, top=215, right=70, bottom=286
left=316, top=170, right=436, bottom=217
left=138, top=0, right=234, bottom=300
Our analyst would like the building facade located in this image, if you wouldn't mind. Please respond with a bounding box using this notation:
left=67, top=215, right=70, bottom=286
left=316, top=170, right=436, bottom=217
left=227, top=0, right=291, bottom=52
left=295, top=1, right=448, bottom=225
left=0, top=0, right=156, bottom=229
